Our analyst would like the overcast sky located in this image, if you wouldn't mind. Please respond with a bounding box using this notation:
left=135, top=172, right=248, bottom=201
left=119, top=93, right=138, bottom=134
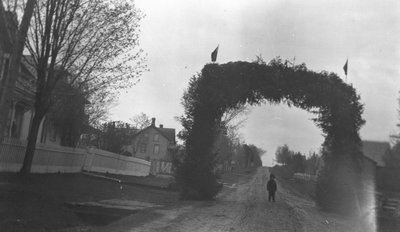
left=111, top=0, right=400, bottom=166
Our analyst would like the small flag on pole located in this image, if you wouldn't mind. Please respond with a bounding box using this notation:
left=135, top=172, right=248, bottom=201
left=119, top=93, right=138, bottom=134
left=343, top=59, right=348, bottom=76
left=211, top=45, right=219, bottom=62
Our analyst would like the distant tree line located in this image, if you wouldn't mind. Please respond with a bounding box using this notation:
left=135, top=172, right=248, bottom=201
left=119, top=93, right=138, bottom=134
left=274, top=144, right=319, bottom=176
left=380, top=93, right=400, bottom=168
left=213, top=129, right=264, bottom=173
left=376, top=94, right=400, bottom=192
left=176, top=105, right=265, bottom=176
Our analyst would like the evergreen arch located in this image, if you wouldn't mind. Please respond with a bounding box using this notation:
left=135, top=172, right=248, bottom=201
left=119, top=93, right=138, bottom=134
left=177, top=58, right=365, bottom=212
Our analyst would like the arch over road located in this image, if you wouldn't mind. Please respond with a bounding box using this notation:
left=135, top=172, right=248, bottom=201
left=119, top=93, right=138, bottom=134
left=177, top=58, right=365, bottom=212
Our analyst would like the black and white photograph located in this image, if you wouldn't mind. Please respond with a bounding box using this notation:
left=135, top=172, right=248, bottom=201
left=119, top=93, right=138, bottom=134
left=0, top=0, right=399, bottom=231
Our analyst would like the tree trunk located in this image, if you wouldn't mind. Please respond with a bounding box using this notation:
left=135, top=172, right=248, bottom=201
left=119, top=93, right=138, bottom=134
left=0, top=0, right=36, bottom=143
left=20, top=110, right=44, bottom=174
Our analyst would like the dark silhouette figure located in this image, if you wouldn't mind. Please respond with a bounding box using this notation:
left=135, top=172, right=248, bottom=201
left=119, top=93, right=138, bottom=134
left=267, top=173, right=277, bottom=202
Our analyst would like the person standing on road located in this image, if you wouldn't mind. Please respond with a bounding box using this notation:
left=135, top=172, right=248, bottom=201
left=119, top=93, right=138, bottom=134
left=267, top=173, right=277, bottom=202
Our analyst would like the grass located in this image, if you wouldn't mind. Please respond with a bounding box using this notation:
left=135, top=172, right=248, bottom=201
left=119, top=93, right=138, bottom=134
left=0, top=170, right=247, bottom=232
left=0, top=172, right=179, bottom=231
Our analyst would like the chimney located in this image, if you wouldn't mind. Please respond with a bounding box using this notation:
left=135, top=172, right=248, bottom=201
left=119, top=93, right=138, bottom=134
left=151, top=117, right=156, bottom=126
left=159, top=124, right=163, bottom=128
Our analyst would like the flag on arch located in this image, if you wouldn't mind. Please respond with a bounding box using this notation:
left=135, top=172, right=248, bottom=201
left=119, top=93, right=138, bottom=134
left=343, top=59, right=348, bottom=75
left=211, top=45, right=219, bottom=62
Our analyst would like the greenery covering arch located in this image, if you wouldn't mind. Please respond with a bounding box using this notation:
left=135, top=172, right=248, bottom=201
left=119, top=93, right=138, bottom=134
left=177, top=58, right=365, bottom=212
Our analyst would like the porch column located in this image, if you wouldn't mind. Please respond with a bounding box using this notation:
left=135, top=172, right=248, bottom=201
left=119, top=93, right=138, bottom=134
left=7, top=101, right=16, bottom=138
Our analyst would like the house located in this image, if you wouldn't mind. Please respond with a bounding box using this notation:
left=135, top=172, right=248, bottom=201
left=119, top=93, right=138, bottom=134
left=2, top=56, right=36, bottom=141
left=0, top=12, right=87, bottom=147
left=129, top=118, right=176, bottom=161
left=1, top=55, right=87, bottom=146
left=0, top=12, right=151, bottom=177
left=1, top=12, right=38, bottom=143
left=361, top=140, right=390, bottom=167
left=359, top=153, right=377, bottom=184
left=316, top=151, right=377, bottom=183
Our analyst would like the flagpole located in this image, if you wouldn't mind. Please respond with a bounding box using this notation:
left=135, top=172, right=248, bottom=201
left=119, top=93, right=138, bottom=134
left=346, top=57, right=348, bottom=83
left=343, top=58, right=348, bottom=83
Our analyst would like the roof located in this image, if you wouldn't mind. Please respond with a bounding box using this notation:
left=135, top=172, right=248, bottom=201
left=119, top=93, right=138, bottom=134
left=361, top=153, right=378, bottom=166
left=21, top=55, right=37, bottom=77
left=157, top=127, right=176, bottom=143
left=134, top=125, right=176, bottom=143
left=361, top=140, right=390, bottom=167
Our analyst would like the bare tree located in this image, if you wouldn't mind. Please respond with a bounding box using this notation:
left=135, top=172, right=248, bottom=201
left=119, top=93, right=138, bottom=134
left=220, top=105, right=249, bottom=129
left=212, top=106, right=249, bottom=167
left=129, top=112, right=151, bottom=129
left=221, top=105, right=248, bottom=147
left=0, top=0, right=36, bottom=143
left=85, top=90, right=115, bottom=128
left=20, top=0, right=146, bottom=173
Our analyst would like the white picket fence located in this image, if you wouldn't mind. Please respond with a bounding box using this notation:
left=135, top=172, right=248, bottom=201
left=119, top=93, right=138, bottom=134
left=84, top=147, right=150, bottom=176
left=150, top=159, right=173, bottom=176
left=293, top=172, right=317, bottom=182
left=0, top=138, right=150, bottom=176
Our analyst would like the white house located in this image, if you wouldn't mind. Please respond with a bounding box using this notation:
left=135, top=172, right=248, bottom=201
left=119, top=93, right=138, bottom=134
left=128, top=118, right=176, bottom=162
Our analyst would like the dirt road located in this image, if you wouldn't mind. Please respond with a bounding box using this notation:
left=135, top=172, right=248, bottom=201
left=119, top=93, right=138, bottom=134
left=99, top=167, right=302, bottom=232
left=99, top=167, right=369, bottom=232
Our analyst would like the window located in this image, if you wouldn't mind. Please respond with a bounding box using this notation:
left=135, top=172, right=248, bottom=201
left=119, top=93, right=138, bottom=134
left=40, top=119, right=48, bottom=143
left=153, top=144, right=160, bottom=154
left=11, top=104, right=24, bottom=139
left=140, top=133, right=149, bottom=142
left=1, top=54, right=10, bottom=81
left=154, top=134, right=159, bottom=142
left=139, top=143, right=147, bottom=153
left=49, top=123, right=57, bottom=142
left=4, top=104, right=12, bottom=137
